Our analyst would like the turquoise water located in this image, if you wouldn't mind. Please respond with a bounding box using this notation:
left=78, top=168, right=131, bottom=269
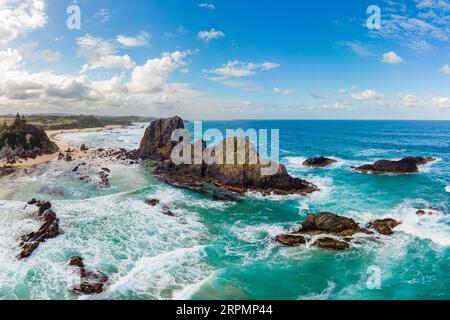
left=0, top=121, right=449, bottom=300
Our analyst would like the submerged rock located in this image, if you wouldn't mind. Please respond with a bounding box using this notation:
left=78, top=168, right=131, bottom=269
left=352, top=157, right=436, bottom=174
left=367, top=218, right=400, bottom=235
left=416, top=207, right=440, bottom=216
left=99, top=171, right=110, bottom=188
left=162, top=206, right=176, bottom=217
left=68, top=256, right=108, bottom=295
left=313, top=237, right=350, bottom=251
left=274, top=234, right=306, bottom=246
left=303, top=157, right=337, bottom=168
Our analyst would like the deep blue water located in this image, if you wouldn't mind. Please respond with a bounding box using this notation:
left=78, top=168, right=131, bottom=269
left=0, top=120, right=449, bottom=300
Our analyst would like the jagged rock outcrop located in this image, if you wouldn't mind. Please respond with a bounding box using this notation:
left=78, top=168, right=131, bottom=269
left=352, top=157, right=436, bottom=174
left=0, top=123, right=59, bottom=160
left=68, top=256, right=108, bottom=295
left=275, top=212, right=402, bottom=251
left=155, top=136, right=318, bottom=196
left=298, top=212, right=370, bottom=237
left=138, top=116, right=185, bottom=160
left=303, top=157, right=337, bottom=168
left=18, top=199, right=61, bottom=259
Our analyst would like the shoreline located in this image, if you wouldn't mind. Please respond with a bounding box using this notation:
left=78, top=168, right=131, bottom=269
left=0, top=125, right=126, bottom=171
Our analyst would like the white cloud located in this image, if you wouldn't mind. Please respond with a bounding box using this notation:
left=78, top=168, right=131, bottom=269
left=0, top=48, right=22, bottom=71
left=0, top=0, right=47, bottom=45
left=440, top=64, right=450, bottom=74
left=350, top=90, right=384, bottom=101
left=335, top=41, right=373, bottom=57
left=198, top=3, right=215, bottom=10
left=371, top=2, right=450, bottom=52
left=0, top=49, right=201, bottom=114
left=19, top=42, right=60, bottom=62
left=401, top=94, right=422, bottom=107
left=197, top=28, right=225, bottom=43
left=117, top=32, right=150, bottom=47
left=93, top=8, right=111, bottom=23
left=431, top=96, right=450, bottom=108
left=321, top=101, right=348, bottom=110
left=127, top=50, right=191, bottom=93
left=382, top=51, right=403, bottom=64
left=77, top=34, right=136, bottom=72
left=204, top=60, right=280, bottom=79
left=273, top=87, right=294, bottom=96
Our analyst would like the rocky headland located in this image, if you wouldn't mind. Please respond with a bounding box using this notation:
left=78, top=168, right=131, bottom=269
left=0, top=116, right=59, bottom=161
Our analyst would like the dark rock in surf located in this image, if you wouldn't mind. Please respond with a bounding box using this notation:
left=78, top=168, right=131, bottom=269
left=274, top=234, right=306, bottom=246
left=145, top=199, right=160, bottom=206
left=298, top=212, right=370, bottom=237
left=68, top=256, right=108, bottom=295
left=367, top=218, right=400, bottom=235
left=303, top=157, right=337, bottom=168
left=18, top=200, right=61, bottom=259
left=313, top=237, right=350, bottom=251
left=352, top=157, right=436, bottom=174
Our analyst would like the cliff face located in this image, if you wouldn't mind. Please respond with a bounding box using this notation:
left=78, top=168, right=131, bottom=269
left=139, top=117, right=318, bottom=195
left=0, top=123, right=59, bottom=159
left=137, top=116, right=185, bottom=160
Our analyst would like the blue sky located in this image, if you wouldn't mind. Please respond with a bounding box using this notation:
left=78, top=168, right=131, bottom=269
left=1, top=0, right=450, bottom=119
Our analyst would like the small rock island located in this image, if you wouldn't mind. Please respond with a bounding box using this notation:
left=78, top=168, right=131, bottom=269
left=352, top=156, right=436, bottom=174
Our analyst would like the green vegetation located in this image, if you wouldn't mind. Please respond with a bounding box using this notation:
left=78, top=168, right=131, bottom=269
left=0, top=114, right=37, bottom=150
left=0, top=114, right=155, bottom=131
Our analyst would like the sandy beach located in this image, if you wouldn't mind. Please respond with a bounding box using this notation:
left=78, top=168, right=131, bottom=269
left=0, top=125, right=125, bottom=170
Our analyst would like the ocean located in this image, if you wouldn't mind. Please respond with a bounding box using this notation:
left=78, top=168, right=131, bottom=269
left=0, top=120, right=449, bottom=300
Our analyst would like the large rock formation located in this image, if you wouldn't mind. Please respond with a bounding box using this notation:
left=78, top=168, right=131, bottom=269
left=137, top=116, right=185, bottom=160
left=0, top=121, right=59, bottom=160
left=352, top=157, right=436, bottom=174
left=303, top=157, right=337, bottom=168
left=155, top=136, right=318, bottom=196
left=138, top=116, right=318, bottom=196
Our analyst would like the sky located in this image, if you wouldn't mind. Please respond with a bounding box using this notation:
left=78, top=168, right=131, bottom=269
left=0, top=0, right=450, bottom=120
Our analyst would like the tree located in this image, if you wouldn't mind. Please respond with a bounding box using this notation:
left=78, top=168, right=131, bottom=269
left=13, top=113, right=22, bottom=127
